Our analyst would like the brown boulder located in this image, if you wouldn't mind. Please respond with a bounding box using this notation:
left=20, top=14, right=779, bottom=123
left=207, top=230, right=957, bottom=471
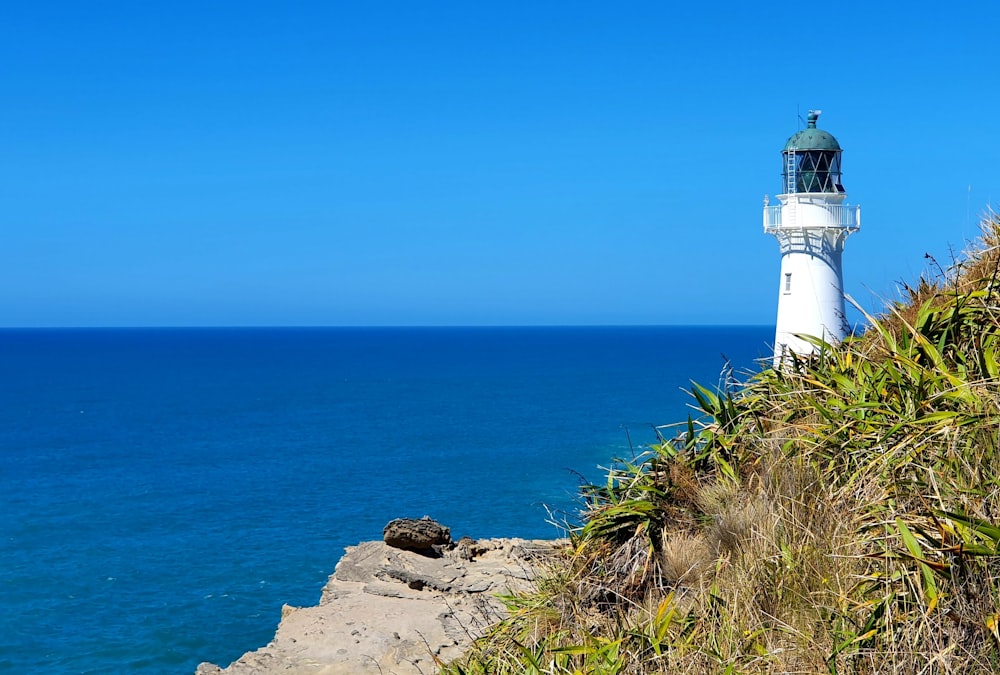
left=383, top=516, right=451, bottom=551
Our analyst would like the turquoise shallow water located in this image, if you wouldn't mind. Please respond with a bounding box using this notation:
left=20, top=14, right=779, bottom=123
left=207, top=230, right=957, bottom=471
left=0, top=326, right=771, bottom=673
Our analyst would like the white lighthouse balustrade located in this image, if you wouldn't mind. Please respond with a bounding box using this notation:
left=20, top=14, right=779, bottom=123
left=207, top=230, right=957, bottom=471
left=763, top=202, right=860, bottom=231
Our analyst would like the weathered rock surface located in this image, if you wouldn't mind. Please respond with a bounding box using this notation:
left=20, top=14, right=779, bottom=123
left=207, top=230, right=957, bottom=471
left=383, top=516, right=452, bottom=552
left=195, top=537, right=563, bottom=675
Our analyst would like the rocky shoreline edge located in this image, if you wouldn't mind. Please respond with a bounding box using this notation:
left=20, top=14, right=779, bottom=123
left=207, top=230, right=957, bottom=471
left=196, top=519, right=565, bottom=674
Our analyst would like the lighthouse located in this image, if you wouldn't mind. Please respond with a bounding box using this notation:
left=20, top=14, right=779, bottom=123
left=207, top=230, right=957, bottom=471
left=764, top=110, right=860, bottom=365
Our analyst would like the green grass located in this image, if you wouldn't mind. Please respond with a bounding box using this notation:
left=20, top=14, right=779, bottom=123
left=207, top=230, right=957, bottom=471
left=442, top=212, right=1000, bottom=675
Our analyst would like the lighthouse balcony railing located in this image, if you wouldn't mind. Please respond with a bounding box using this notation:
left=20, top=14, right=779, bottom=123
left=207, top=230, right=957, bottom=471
left=763, top=203, right=861, bottom=233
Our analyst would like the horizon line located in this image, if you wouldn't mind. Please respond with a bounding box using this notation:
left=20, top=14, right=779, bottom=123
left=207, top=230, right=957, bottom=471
left=0, top=323, right=774, bottom=330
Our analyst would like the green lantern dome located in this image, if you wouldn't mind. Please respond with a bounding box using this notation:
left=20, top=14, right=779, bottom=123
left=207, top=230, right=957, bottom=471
left=783, top=110, right=841, bottom=152
left=781, top=110, right=845, bottom=194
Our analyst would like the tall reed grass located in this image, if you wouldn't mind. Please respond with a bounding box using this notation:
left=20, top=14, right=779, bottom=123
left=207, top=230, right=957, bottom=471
left=443, top=213, right=1000, bottom=674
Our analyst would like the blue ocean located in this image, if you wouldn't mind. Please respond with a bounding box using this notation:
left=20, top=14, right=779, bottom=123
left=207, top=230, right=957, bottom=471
left=0, top=326, right=771, bottom=673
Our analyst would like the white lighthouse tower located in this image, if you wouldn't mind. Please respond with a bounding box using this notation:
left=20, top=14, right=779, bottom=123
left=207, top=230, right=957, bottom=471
left=764, top=110, right=860, bottom=365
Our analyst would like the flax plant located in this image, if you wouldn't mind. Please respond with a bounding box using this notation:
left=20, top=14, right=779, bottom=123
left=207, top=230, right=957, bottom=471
left=443, top=215, right=1000, bottom=675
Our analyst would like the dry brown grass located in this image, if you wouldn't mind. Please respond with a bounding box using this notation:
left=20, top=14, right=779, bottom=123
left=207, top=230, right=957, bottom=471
left=444, top=213, right=1000, bottom=675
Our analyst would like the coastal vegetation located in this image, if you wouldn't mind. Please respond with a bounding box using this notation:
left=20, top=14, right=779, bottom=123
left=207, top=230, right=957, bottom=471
left=442, top=213, right=1000, bottom=674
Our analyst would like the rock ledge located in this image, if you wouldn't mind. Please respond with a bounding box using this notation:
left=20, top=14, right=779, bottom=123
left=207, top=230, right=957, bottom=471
left=195, top=537, right=563, bottom=675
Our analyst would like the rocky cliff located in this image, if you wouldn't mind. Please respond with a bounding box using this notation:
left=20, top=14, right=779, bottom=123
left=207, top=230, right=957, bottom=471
left=196, top=534, right=563, bottom=674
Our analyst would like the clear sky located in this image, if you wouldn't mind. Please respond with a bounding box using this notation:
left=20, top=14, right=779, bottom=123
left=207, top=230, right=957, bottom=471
left=3, top=1, right=999, bottom=327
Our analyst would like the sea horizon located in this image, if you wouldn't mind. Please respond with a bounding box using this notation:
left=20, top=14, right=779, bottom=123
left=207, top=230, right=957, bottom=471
left=1, top=325, right=773, bottom=672
left=0, top=322, right=773, bottom=330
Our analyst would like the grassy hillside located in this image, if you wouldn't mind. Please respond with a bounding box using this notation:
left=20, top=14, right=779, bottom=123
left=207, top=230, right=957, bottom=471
left=443, top=213, right=1000, bottom=674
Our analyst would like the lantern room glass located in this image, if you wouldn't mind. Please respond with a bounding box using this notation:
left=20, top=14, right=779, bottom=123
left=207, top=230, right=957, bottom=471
left=783, top=149, right=844, bottom=194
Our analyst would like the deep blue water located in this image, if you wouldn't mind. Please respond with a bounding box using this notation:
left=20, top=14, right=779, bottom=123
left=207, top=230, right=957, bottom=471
left=0, top=326, right=771, bottom=673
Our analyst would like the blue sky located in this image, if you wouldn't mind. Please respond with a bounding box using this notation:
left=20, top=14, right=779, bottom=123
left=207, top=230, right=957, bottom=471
left=3, top=1, right=998, bottom=327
